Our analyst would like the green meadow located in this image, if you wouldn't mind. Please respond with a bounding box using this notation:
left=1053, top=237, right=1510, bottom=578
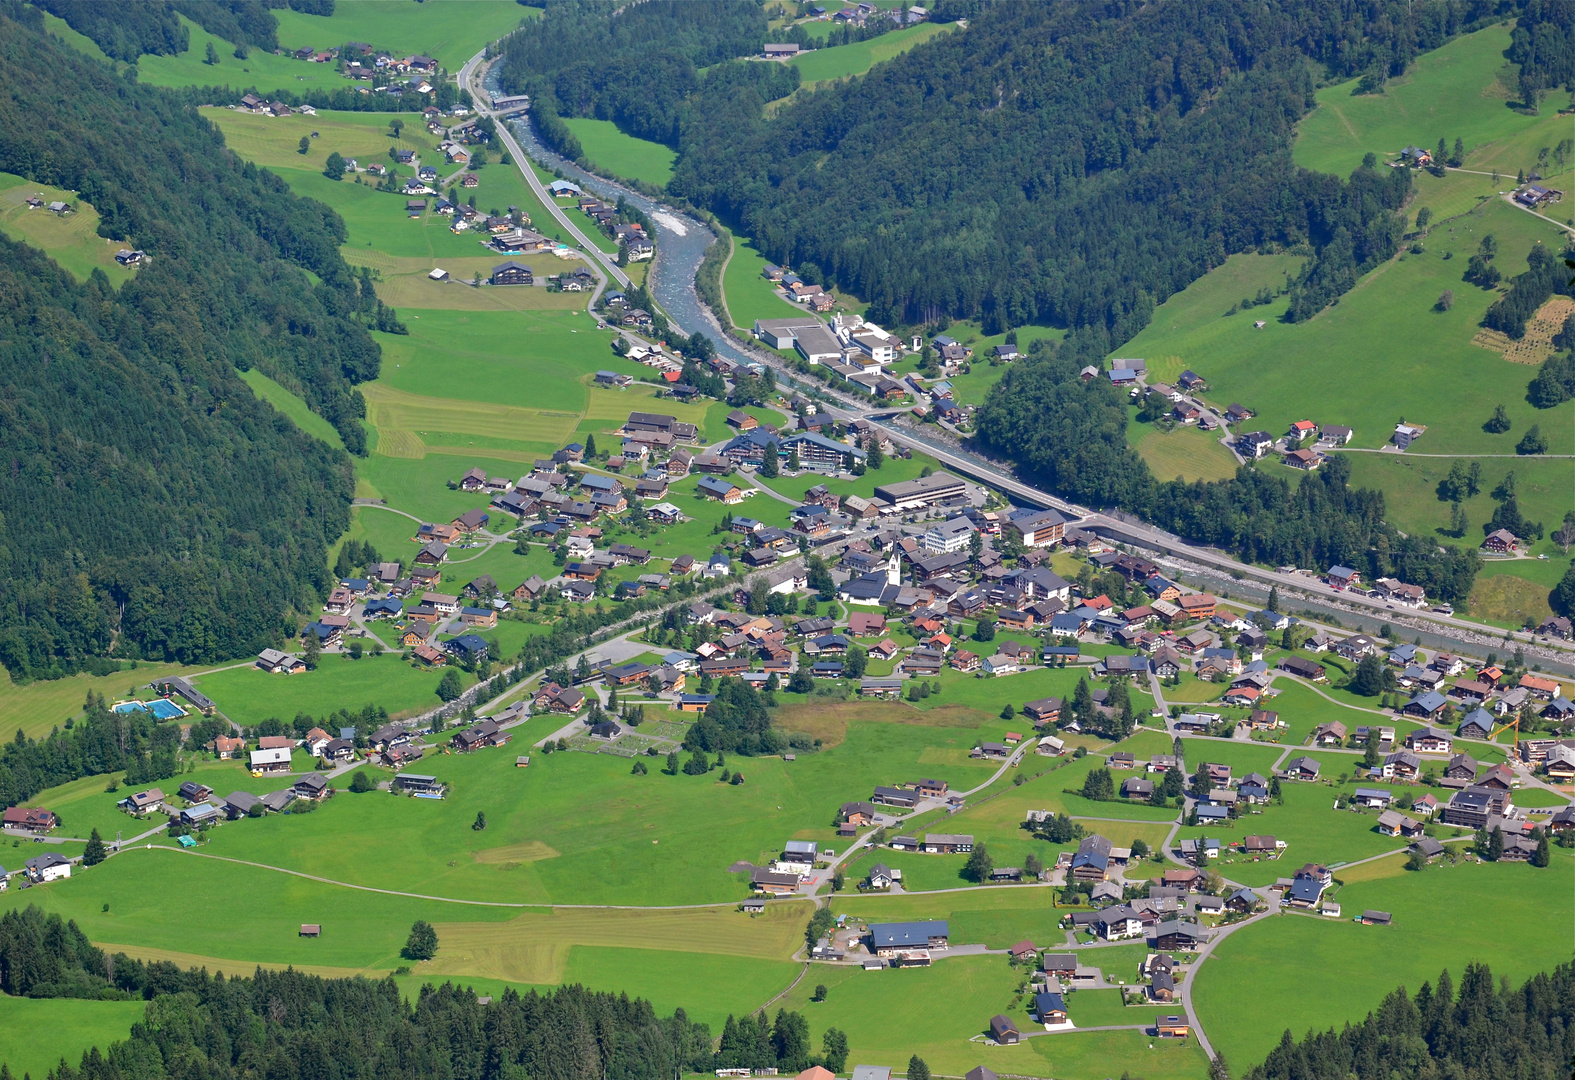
left=561, top=119, right=677, bottom=188
left=273, top=1, right=536, bottom=73
left=788, top=23, right=952, bottom=90
left=0, top=995, right=145, bottom=1080
left=242, top=368, right=347, bottom=450
left=0, top=173, right=139, bottom=286
left=1118, top=199, right=1575, bottom=458
left=1193, top=849, right=1575, bottom=1069
left=192, top=653, right=472, bottom=728
left=720, top=227, right=805, bottom=328
left=139, top=15, right=346, bottom=92
left=1129, top=418, right=1241, bottom=483
left=1292, top=25, right=1556, bottom=177
left=121, top=705, right=1025, bottom=907
left=771, top=955, right=1211, bottom=1080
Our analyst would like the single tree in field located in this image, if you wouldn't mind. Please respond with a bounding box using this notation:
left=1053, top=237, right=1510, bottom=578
left=963, top=843, right=993, bottom=882
left=1516, top=425, right=1547, bottom=455
left=390, top=118, right=404, bottom=139
left=403, top=919, right=438, bottom=960
left=204, top=41, right=219, bottom=65
left=821, top=1029, right=849, bottom=1074
left=472, top=811, right=487, bottom=831
left=349, top=770, right=374, bottom=793
left=1531, top=827, right=1550, bottom=867
left=1484, top=404, right=1512, bottom=433
left=83, top=828, right=108, bottom=866
left=298, top=136, right=310, bottom=155
left=323, top=151, right=346, bottom=180
left=665, top=749, right=680, bottom=774
left=908, top=1056, right=931, bottom=1080
left=302, top=633, right=320, bottom=670
left=436, top=668, right=463, bottom=701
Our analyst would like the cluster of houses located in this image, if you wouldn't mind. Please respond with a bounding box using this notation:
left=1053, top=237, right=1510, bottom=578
left=555, top=189, right=654, bottom=261
left=1233, top=418, right=1355, bottom=471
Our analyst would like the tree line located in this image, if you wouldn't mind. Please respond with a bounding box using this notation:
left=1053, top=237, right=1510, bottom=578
left=0, top=905, right=847, bottom=1080
left=0, top=693, right=190, bottom=811
left=976, top=338, right=1482, bottom=600
left=36, top=0, right=335, bottom=62
left=0, top=4, right=393, bottom=677
left=1243, top=961, right=1575, bottom=1080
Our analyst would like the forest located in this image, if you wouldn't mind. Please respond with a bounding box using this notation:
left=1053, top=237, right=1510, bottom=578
left=1245, top=962, right=1575, bottom=1080
left=0, top=2, right=385, bottom=677
left=36, top=0, right=336, bottom=61
left=975, top=338, right=1484, bottom=601
left=0, top=906, right=789, bottom=1080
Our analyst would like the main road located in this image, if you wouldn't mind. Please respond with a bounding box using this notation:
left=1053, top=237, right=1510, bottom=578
left=453, top=45, right=1575, bottom=671
left=457, top=49, right=630, bottom=293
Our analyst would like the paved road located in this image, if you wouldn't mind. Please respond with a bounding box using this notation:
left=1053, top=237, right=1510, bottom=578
left=458, top=50, right=630, bottom=292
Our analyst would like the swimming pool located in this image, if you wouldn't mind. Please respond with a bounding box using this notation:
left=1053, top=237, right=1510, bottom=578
left=112, top=699, right=186, bottom=720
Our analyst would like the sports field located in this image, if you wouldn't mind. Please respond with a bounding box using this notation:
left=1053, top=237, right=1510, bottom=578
left=0, top=173, right=139, bottom=285
left=561, top=119, right=677, bottom=188
left=1194, top=849, right=1575, bottom=1069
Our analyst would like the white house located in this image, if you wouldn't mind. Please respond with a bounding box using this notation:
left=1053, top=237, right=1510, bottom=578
left=249, top=747, right=292, bottom=773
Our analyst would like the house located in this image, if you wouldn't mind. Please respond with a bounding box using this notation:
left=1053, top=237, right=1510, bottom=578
left=292, top=774, right=330, bottom=801
left=697, top=476, right=744, bottom=503
left=490, top=261, right=534, bottom=286
left=989, top=1015, right=1020, bottom=1045
left=1392, top=422, right=1426, bottom=450
left=24, top=852, right=71, bottom=883
left=869, top=920, right=948, bottom=955
left=1405, top=727, right=1452, bottom=753
left=1376, top=810, right=1423, bottom=838
left=1006, top=507, right=1066, bottom=548
left=249, top=747, right=292, bottom=774
left=118, top=787, right=166, bottom=816
left=1402, top=691, right=1448, bottom=721
left=1284, top=756, right=1321, bottom=781
left=1458, top=709, right=1494, bottom=739
left=1157, top=1017, right=1191, bottom=1039
left=1034, top=992, right=1068, bottom=1026
left=1314, top=721, right=1348, bottom=746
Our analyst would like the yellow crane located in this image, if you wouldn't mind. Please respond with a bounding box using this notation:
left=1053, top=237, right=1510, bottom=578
left=1490, top=715, right=1521, bottom=749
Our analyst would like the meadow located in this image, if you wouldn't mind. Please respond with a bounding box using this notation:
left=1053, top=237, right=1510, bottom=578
left=122, top=704, right=1027, bottom=907
left=1292, top=25, right=1555, bottom=177
left=241, top=368, right=347, bottom=449
left=274, top=1, right=534, bottom=72
left=1118, top=197, right=1575, bottom=458
left=561, top=119, right=677, bottom=188
left=720, top=227, right=806, bottom=328
left=0, top=173, right=139, bottom=285
left=0, top=995, right=145, bottom=1080
left=0, top=662, right=209, bottom=741
left=139, top=15, right=347, bottom=92
left=1193, top=849, right=1575, bottom=1070
left=1129, top=418, right=1241, bottom=483
left=771, top=955, right=1211, bottom=1080
left=787, top=24, right=952, bottom=91
left=192, top=653, right=468, bottom=728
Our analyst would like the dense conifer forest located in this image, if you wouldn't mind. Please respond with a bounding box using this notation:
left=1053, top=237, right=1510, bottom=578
left=0, top=2, right=382, bottom=677
left=1245, top=961, right=1575, bottom=1080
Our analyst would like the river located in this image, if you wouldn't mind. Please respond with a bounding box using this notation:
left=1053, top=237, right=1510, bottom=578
left=484, top=70, right=756, bottom=368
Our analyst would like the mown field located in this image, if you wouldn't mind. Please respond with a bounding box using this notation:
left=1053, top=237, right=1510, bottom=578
left=561, top=119, right=677, bottom=188
left=1194, top=848, right=1575, bottom=1070
left=770, top=955, right=1211, bottom=1080
left=1129, top=418, right=1241, bottom=483
left=139, top=15, right=346, bottom=92
left=1292, top=25, right=1557, bottom=178
left=0, top=173, right=139, bottom=285
left=787, top=23, right=952, bottom=91
left=720, top=227, right=805, bottom=328
left=0, top=994, right=146, bottom=1080
left=274, top=0, right=536, bottom=73
left=191, top=653, right=474, bottom=729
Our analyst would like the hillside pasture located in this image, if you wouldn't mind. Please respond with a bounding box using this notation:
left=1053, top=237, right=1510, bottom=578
left=242, top=368, right=347, bottom=449
left=272, top=1, right=537, bottom=72
left=192, top=653, right=468, bottom=729
left=0, top=173, right=139, bottom=285
left=788, top=23, right=951, bottom=90
left=1292, top=25, right=1547, bottom=177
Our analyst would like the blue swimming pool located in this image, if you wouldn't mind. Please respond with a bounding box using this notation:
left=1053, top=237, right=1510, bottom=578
left=113, top=699, right=186, bottom=720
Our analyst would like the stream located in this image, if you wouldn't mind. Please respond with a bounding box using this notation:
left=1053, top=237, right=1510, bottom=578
left=485, top=69, right=755, bottom=368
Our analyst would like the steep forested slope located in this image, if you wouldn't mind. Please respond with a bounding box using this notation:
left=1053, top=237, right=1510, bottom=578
left=0, top=2, right=380, bottom=676
left=668, top=0, right=1509, bottom=335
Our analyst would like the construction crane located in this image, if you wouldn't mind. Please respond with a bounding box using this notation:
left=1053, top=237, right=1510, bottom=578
left=1491, top=715, right=1521, bottom=749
